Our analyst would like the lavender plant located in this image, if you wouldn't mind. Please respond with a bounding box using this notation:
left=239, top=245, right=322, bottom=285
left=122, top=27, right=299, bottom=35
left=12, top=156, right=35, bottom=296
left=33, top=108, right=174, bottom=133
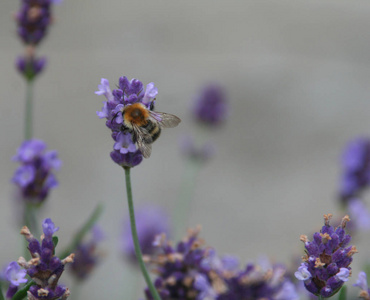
left=96, top=76, right=181, bottom=300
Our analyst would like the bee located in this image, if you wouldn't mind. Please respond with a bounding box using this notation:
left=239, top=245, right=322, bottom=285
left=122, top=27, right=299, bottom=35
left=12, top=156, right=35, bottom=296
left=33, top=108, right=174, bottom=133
left=118, top=102, right=181, bottom=158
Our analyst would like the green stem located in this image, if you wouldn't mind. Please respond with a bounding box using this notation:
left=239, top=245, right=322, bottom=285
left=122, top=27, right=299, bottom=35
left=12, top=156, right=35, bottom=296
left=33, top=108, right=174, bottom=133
left=318, top=296, right=323, bottom=300
left=174, top=159, right=201, bottom=240
left=123, top=167, right=161, bottom=300
left=24, top=80, right=34, bottom=140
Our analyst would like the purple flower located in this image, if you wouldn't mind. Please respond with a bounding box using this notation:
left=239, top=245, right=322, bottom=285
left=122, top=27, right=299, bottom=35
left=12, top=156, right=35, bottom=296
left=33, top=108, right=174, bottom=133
left=95, top=77, right=157, bottom=168
left=348, top=199, right=370, bottom=231
left=16, top=55, right=46, bottom=81
left=339, top=137, right=370, bottom=201
left=144, top=228, right=298, bottom=300
left=144, top=227, right=213, bottom=300
left=353, top=271, right=370, bottom=299
left=15, top=0, right=58, bottom=46
left=217, top=258, right=299, bottom=300
left=192, top=83, right=228, bottom=126
left=69, top=226, right=104, bottom=281
left=4, top=261, right=28, bottom=298
left=295, top=214, right=357, bottom=298
left=42, top=218, right=59, bottom=237
left=180, top=135, right=215, bottom=163
left=18, top=218, right=73, bottom=300
left=122, top=205, right=171, bottom=264
left=12, top=139, right=61, bottom=203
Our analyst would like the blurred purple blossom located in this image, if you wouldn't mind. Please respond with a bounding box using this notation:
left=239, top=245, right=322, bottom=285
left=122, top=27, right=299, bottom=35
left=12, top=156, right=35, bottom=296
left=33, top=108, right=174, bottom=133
left=353, top=271, right=370, bottom=299
left=180, top=135, right=215, bottom=163
left=348, top=198, right=370, bottom=231
left=339, top=137, right=370, bottom=201
left=122, top=205, right=171, bottom=264
left=4, top=261, right=28, bottom=298
left=144, top=228, right=298, bottom=300
left=15, top=0, right=58, bottom=46
left=16, top=55, right=46, bottom=80
left=69, top=225, right=104, bottom=281
left=12, top=139, right=61, bottom=203
left=192, top=83, right=228, bottom=127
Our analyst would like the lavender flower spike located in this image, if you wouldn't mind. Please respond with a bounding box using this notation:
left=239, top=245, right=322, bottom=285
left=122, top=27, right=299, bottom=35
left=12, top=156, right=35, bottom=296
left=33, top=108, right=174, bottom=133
left=339, top=137, right=370, bottom=202
left=69, top=225, right=104, bottom=281
left=295, top=214, right=357, bottom=298
left=4, top=261, right=28, bottom=298
left=122, top=205, right=171, bottom=264
left=192, top=83, right=228, bottom=126
left=15, top=0, right=59, bottom=46
left=353, top=271, right=370, bottom=299
left=96, top=76, right=180, bottom=167
left=12, top=139, right=61, bottom=204
left=18, top=218, right=73, bottom=300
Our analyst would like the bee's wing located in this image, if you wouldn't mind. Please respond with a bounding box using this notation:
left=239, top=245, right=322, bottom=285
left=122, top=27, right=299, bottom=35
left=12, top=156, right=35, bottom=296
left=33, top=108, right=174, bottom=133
left=131, top=124, right=153, bottom=158
left=150, top=111, right=181, bottom=128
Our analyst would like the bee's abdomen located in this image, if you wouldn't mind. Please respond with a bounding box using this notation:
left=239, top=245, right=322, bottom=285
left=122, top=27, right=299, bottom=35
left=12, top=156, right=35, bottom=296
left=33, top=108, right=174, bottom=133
left=143, top=120, right=161, bottom=143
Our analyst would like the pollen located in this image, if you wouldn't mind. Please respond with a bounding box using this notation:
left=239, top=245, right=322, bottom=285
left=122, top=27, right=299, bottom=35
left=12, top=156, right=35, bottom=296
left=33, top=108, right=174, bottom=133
left=314, top=258, right=325, bottom=268
left=320, top=233, right=331, bottom=243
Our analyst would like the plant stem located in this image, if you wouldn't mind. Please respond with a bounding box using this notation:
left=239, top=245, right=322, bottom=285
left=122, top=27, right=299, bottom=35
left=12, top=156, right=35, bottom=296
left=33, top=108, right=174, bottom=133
left=24, top=80, right=34, bottom=140
left=318, top=296, right=323, bottom=300
left=123, top=167, right=161, bottom=300
left=174, top=159, right=201, bottom=240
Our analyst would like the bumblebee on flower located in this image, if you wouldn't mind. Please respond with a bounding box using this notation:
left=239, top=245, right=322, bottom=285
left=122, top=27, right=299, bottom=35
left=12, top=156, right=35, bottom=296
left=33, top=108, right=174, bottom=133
left=96, top=77, right=180, bottom=168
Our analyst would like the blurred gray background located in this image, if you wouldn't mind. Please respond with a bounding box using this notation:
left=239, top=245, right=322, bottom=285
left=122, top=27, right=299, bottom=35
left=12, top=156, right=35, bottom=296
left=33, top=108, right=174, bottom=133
left=1, top=0, right=370, bottom=298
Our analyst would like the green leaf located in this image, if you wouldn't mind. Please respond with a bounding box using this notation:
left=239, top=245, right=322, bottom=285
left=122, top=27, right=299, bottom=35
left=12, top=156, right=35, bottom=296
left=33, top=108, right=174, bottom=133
left=11, top=280, right=35, bottom=300
left=59, top=203, right=103, bottom=259
left=338, top=285, right=347, bottom=300
left=52, top=236, right=59, bottom=255
left=0, top=284, right=5, bottom=300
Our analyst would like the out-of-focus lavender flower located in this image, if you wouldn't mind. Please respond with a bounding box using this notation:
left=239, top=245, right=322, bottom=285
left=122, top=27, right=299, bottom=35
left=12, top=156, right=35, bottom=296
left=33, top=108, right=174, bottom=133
left=144, top=229, right=298, bottom=300
left=18, top=218, right=73, bottom=300
left=122, top=205, right=171, bottom=264
left=295, top=214, right=357, bottom=298
left=348, top=199, right=370, bottom=231
left=144, top=227, right=216, bottom=300
left=4, top=261, right=28, bottom=298
left=339, top=137, right=370, bottom=202
left=180, top=135, right=215, bottom=163
left=12, top=139, right=61, bottom=204
left=354, top=271, right=370, bottom=299
left=217, top=258, right=299, bottom=300
left=192, top=84, right=228, bottom=127
left=69, top=225, right=104, bottom=281
left=15, top=0, right=61, bottom=46
left=16, top=55, right=46, bottom=81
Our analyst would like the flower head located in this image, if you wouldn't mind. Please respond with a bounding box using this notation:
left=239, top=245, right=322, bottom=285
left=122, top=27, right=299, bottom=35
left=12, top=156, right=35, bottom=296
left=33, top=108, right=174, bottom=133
left=12, top=139, right=61, bottom=203
left=96, top=76, right=180, bottom=167
left=354, top=271, right=370, bottom=299
left=122, top=205, right=171, bottom=264
left=217, top=258, right=299, bottom=300
left=4, top=261, right=28, bottom=298
left=15, top=0, right=59, bottom=46
left=339, top=137, right=370, bottom=202
left=192, top=83, right=228, bottom=127
left=144, top=229, right=298, bottom=300
left=295, top=214, right=357, bottom=298
left=18, top=218, right=73, bottom=300
left=69, top=225, right=104, bottom=281
left=16, top=55, right=46, bottom=81
left=144, top=227, right=215, bottom=300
